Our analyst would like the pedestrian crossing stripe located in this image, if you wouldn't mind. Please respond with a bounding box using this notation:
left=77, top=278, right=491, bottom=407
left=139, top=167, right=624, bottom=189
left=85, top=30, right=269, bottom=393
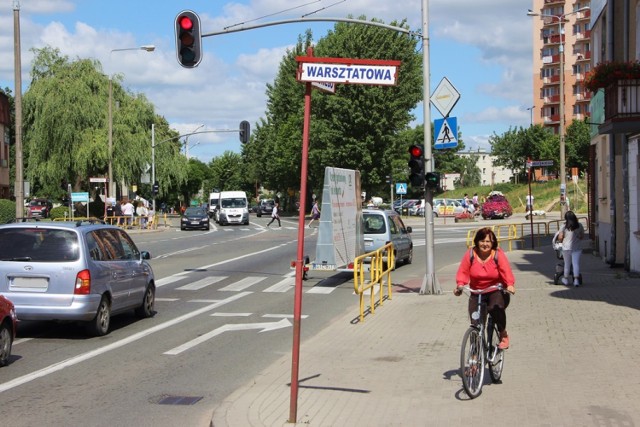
left=434, top=117, right=458, bottom=149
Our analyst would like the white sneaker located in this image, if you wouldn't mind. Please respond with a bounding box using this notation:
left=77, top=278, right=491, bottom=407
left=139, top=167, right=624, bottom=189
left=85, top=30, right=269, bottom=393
left=573, top=279, right=580, bottom=287
left=561, top=277, right=569, bottom=286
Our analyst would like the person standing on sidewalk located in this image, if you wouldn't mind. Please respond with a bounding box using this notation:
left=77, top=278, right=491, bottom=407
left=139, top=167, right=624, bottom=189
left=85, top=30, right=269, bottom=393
left=454, top=227, right=516, bottom=350
left=307, top=200, right=320, bottom=228
left=557, top=210, right=585, bottom=286
left=266, top=202, right=281, bottom=228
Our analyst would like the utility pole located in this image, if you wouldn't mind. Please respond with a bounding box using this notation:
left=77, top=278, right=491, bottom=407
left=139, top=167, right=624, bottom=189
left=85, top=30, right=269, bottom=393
left=13, top=1, right=24, bottom=219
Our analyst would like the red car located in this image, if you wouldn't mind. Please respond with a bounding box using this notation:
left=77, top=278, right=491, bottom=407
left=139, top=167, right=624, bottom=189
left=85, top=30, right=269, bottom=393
left=28, top=198, right=53, bottom=219
left=0, top=295, right=17, bottom=367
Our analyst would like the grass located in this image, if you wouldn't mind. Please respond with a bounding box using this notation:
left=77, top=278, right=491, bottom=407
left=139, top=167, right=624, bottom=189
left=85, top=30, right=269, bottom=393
left=437, top=178, right=588, bottom=214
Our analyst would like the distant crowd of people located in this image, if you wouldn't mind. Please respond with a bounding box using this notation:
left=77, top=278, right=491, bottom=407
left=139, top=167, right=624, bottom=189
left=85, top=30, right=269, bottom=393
left=105, top=198, right=154, bottom=228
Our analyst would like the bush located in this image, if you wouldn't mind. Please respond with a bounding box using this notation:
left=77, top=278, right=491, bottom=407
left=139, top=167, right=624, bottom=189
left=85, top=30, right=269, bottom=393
left=50, top=206, right=70, bottom=220
left=0, top=199, right=16, bottom=224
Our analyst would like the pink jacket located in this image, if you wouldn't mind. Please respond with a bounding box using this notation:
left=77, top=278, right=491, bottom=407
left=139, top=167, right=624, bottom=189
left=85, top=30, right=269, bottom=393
left=455, top=248, right=515, bottom=291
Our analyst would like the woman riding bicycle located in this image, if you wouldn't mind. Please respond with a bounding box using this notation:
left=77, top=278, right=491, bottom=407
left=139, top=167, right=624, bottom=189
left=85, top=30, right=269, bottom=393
left=454, top=227, right=516, bottom=350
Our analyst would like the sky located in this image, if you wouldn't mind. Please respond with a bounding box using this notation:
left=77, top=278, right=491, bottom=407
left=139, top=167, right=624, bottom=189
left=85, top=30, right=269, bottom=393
left=0, top=0, right=535, bottom=163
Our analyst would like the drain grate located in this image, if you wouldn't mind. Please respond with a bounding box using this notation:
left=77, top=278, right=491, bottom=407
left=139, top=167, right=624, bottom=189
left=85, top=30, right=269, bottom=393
left=157, top=395, right=203, bottom=405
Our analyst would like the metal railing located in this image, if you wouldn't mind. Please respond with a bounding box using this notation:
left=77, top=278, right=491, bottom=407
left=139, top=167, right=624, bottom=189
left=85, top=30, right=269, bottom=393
left=353, top=242, right=394, bottom=323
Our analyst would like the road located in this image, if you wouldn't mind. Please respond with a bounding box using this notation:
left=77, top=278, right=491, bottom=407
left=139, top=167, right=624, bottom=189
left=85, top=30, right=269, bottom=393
left=0, top=214, right=477, bottom=426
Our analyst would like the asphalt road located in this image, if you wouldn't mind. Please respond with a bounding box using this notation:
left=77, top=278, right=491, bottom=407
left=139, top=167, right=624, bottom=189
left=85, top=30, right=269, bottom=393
left=0, top=214, right=476, bottom=426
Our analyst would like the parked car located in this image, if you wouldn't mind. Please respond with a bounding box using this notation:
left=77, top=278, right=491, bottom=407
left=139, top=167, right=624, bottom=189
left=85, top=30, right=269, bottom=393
left=481, top=191, right=513, bottom=219
left=363, top=209, right=413, bottom=269
left=256, top=199, right=275, bottom=217
left=0, top=222, right=156, bottom=336
left=28, top=198, right=53, bottom=218
left=432, top=198, right=466, bottom=217
left=0, top=294, right=17, bottom=366
left=180, top=207, right=210, bottom=230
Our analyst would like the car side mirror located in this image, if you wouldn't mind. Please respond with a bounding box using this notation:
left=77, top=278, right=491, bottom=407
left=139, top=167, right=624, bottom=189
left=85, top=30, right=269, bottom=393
left=141, top=251, right=151, bottom=260
left=406, top=226, right=412, bottom=233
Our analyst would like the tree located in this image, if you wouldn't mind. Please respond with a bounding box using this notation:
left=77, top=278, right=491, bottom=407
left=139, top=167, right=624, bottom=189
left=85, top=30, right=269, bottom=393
left=21, top=47, right=187, bottom=200
left=565, top=119, right=590, bottom=173
left=247, top=18, right=423, bottom=204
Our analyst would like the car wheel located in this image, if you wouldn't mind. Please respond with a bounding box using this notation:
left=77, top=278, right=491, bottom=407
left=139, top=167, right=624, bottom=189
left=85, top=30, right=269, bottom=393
left=180, top=226, right=185, bottom=231
left=0, top=322, right=13, bottom=367
left=206, top=224, right=210, bottom=231
left=257, top=213, right=262, bottom=217
left=86, top=296, right=111, bottom=337
left=135, top=284, right=155, bottom=318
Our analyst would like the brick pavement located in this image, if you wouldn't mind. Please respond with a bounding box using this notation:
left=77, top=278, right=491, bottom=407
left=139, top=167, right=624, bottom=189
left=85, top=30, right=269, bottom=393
left=211, top=240, right=640, bottom=427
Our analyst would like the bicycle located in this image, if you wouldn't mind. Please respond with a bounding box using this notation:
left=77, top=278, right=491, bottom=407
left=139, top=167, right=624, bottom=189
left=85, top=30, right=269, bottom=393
left=459, top=284, right=506, bottom=398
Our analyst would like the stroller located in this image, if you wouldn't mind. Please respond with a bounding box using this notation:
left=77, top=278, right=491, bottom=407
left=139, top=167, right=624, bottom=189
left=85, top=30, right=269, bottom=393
left=552, top=230, right=583, bottom=285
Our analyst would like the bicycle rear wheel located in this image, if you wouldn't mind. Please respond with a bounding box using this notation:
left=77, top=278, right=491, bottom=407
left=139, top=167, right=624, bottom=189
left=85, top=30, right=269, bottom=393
left=460, top=327, right=484, bottom=398
left=487, top=318, right=505, bottom=383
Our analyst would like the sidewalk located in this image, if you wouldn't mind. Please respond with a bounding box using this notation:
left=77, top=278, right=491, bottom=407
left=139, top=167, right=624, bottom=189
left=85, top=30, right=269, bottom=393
left=211, top=240, right=640, bottom=426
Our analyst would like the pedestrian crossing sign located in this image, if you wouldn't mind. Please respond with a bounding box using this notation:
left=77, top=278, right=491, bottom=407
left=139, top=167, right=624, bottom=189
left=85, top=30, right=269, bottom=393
left=396, top=183, right=407, bottom=195
left=434, top=117, right=458, bottom=149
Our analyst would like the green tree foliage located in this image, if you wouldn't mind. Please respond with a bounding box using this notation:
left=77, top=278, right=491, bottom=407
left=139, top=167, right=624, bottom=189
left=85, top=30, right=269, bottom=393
left=565, top=119, right=591, bottom=173
left=0, top=199, right=15, bottom=223
left=21, top=47, right=187, bottom=201
left=181, top=158, right=208, bottom=204
left=208, top=151, right=249, bottom=193
left=489, top=124, right=557, bottom=179
left=245, top=18, right=423, bottom=204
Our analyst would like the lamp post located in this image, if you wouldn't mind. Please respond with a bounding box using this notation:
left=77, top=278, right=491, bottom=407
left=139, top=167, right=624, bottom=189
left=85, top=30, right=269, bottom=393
left=108, top=45, right=155, bottom=199
left=184, top=124, right=204, bottom=158
left=526, top=105, right=535, bottom=127
left=527, top=7, right=589, bottom=216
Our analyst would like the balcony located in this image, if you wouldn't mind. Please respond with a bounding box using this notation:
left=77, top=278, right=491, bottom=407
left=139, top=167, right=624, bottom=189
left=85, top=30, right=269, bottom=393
left=599, top=80, right=640, bottom=134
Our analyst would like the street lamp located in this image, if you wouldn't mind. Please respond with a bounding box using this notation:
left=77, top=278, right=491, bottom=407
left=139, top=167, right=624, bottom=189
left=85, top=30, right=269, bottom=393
left=108, top=45, right=155, bottom=199
left=526, top=105, right=535, bottom=127
left=527, top=7, right=589, bottom=215
left=184, top=124, right=204, bottom=157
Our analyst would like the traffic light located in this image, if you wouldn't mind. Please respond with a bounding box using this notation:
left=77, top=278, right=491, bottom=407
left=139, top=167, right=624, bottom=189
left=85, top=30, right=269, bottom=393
left=408, top=145, right=424, bottom=187
left=425, top=172, right=440, bottom=189
left=152, top=181, right=159, bottom=195
left=175, top=10, right=202, bottom=68
left=239, top=120, right=250, bottom=144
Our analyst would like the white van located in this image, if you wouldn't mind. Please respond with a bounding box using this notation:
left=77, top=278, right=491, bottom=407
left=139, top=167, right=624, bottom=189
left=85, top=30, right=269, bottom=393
left=208, top=192, right=219, bottom=218
left=216, top=191, right=249, bottom=225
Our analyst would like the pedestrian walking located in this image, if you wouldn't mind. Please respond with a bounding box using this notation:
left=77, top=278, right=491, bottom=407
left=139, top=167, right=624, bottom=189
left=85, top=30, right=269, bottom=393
left=557, top=210, right=585, bottom=286
left=307, top=200, right=321, bottom=228
left=454, top=227, right=516, bottom=350
left=266, top=202, right=281, bottom=228
left=526, top=194, right=534, bottom=212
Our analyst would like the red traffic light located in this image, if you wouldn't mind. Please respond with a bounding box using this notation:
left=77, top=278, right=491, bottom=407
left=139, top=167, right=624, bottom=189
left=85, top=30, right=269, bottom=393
left=408, top=145, right=423, bottom=158
left=178, top=15, right=193, bottom=31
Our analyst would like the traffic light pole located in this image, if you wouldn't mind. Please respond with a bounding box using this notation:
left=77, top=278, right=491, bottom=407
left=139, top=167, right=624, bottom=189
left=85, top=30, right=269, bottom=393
left=419, top=0, right=441, bottom=295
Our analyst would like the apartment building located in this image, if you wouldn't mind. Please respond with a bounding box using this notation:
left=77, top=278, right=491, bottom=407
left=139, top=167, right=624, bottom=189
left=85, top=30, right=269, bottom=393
left=530, top=0, right=592, bottom=132
left=454, top=148, right=514, bottom=188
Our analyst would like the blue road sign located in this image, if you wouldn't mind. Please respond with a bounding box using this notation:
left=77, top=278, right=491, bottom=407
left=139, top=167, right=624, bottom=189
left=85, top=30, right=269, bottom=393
left=396, top=183, right=407, bottom=195
left=434, top=117, right=458, bottom=149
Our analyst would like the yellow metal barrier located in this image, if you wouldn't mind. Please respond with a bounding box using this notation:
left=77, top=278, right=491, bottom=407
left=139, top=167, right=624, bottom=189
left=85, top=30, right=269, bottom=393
left=353, top=242, right=394, bottom=323
left=465, top=216, right=590, bottom=249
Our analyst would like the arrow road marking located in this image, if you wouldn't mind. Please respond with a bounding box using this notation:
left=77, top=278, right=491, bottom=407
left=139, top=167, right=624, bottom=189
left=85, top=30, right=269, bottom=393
left=164, top=318, right=293, bottom=355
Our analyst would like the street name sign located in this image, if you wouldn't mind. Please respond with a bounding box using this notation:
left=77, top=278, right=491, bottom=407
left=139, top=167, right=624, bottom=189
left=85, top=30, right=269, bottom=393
left=297, top=56, right=401, bottom=86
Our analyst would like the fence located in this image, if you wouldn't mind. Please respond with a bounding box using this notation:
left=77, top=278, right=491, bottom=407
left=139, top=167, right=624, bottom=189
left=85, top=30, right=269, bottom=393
left=352, top=242, right=394, bottom=323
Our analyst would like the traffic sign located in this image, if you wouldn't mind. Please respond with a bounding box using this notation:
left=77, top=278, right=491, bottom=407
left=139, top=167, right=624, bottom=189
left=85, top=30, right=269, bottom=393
left=529, top=160, right=554, bottom=167
left=89, top=177, right=107, bottom=183
left=71, top=192, right=89, bottom=202
left=395, top=183, right=407, bottom=195
left=430, top=77, right=460, bottom=117
left=434, top=117, right=458, bottom=149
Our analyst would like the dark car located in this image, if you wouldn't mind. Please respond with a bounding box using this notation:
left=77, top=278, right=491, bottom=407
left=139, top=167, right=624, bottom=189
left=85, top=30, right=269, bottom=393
left=0, top=222, right=156, bottom=336
left=28, top=198, right=53, bottom=218
left=180, top=207, right=210, bottom=230
left=256, top=199, right=275, bottom=217
left=0, top=294, right=17, bottom=366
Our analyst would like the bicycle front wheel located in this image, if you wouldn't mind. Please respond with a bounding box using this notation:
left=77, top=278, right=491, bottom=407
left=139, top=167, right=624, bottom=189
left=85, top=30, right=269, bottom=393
left=487, top=318, right=505, bottom=383
left=460, top=327, right=485, bottom=398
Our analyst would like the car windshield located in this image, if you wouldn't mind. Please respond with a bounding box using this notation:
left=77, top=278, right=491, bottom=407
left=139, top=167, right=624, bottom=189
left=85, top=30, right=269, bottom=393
left=363, top=213, right=386, bottom=234
left=184, top=208, right=205, bottom=216
left=221, top=198, right=246, bottom=208
left=29, top=200, right=47, bottom=207
left=0, top=228, right=79, bottom=262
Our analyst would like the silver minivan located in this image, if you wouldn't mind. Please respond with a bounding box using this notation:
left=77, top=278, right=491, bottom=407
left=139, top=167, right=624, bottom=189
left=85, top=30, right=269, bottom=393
left=363, top=209, right=413, bottom=269
left=0, top=222, right=156, bottom=336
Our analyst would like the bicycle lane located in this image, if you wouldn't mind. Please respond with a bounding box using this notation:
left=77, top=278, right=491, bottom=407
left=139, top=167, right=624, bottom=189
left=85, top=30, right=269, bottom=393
left=211, top=244, right=640, bottom=426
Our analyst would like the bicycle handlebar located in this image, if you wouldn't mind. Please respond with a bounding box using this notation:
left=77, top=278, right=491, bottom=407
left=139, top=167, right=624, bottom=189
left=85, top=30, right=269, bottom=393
left=460, top=284, right=504, bottom=295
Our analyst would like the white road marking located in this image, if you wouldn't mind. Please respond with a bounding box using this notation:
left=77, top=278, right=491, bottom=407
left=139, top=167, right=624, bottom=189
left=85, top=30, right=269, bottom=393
left=177, top=276, right=227, bottom=291
left=156, top=274, right=189, bottom=287
left=219, top=276, right=267, bottom=292
left=164, top=318, right=292, bottom=355
left=262, top=314, right=309, bottom=319
left=0, top=292, right=251, bottom=394
left=155, top=298, right=180, bottom=302
left=210, top=312, right=252, bottom=317
left=263, top=276, right=295, bottom=293
left=306, top=286, right=336, bottom=294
